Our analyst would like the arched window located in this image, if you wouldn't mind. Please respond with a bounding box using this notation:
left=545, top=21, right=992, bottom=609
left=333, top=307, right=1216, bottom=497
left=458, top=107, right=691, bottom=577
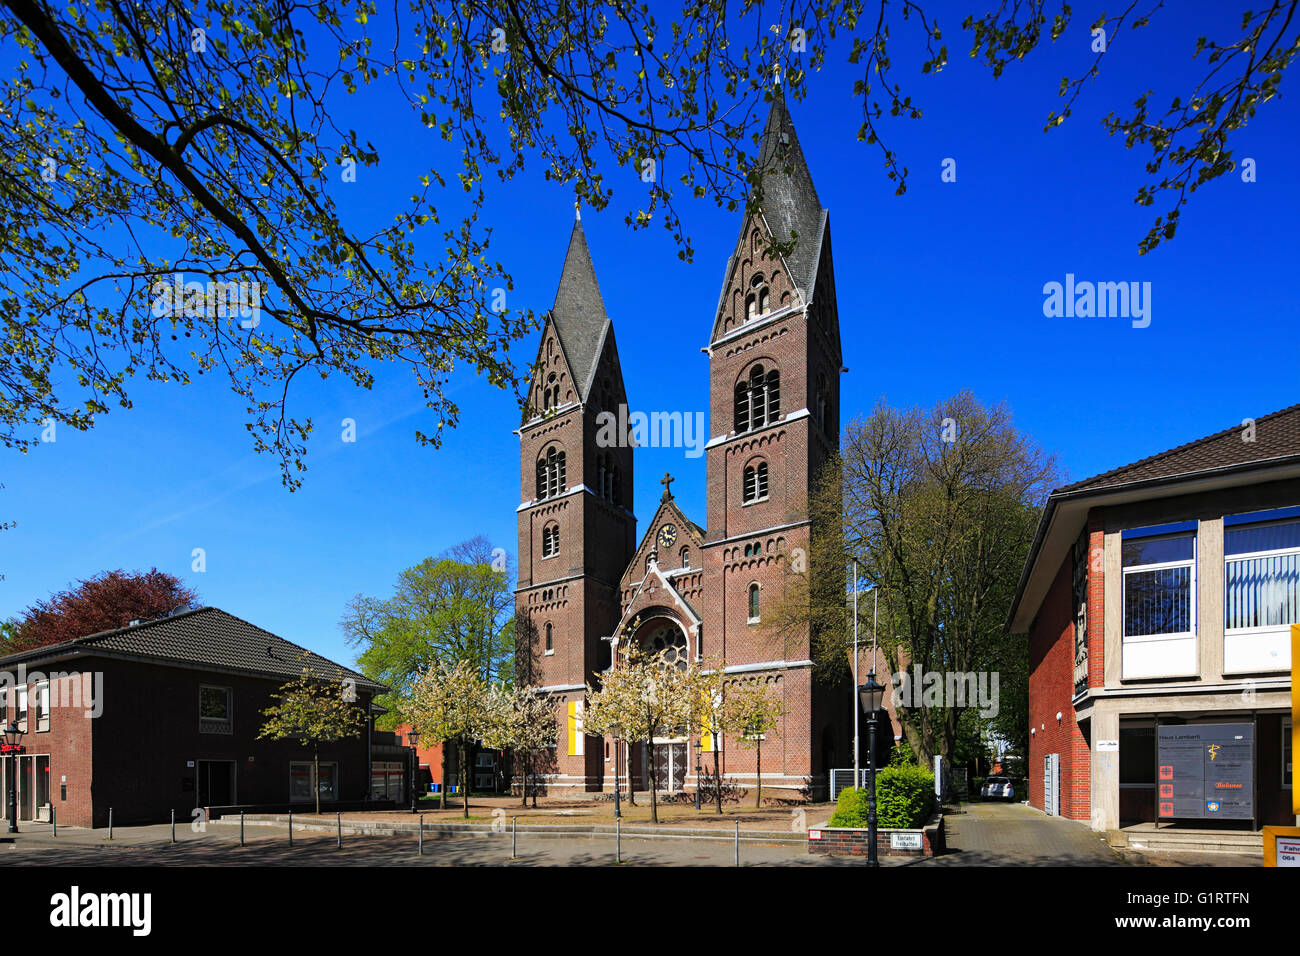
left=680, top=546, right=690, bottom=569
left=816, top=372, right=831, bottom=434
left=542, top=524, right=559, bottom=558
left=743, top=461, right=769, bottom=503
left=536, top=447, right=566, bottom=500
left=545, top=623, right=554, bottom=655
left=745, top=274, right=769, bottom=323
left=748, top=583, right=760, bottom=622
left=735, top=364, right=781, bottom=434
left=543, top=372, right=559, bottom=411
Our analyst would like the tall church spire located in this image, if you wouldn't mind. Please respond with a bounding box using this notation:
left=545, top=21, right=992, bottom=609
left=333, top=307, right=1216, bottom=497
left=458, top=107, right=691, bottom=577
left=550, top=217, right=611, bottom=403
left=751, top=89, right=824, bottom=298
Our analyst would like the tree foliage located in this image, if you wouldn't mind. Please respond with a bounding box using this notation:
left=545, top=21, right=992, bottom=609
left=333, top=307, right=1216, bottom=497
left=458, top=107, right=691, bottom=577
left=257, top=664, right=367, bottom=815
left=7, top=567, right=198, bottom=651
left=479, top=682, right=557, bottom=806
left=2, top=0, right=1290, bottom=481
left=341, top=535, right=513, bottom=722
left=402, top=656, right=495, bottom=816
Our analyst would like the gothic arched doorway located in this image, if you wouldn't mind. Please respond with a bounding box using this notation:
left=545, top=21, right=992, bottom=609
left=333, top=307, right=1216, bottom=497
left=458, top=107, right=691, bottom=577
left=630, top=617, right=691, bottom=792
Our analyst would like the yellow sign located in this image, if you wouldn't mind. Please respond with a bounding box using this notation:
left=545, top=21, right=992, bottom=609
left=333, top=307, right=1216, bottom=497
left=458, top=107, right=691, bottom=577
left=1264, top=825, right=1300, bottom=867
left=1292, top=624, right=1298, bottom=815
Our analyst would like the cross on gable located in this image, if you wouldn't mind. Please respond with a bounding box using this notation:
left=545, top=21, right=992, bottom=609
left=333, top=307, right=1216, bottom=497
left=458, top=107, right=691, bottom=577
left=660, top=472, right=674, bottom=500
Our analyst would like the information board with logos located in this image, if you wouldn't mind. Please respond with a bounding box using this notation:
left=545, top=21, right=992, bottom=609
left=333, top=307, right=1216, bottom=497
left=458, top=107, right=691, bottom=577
left=1156, top=722, right=1253, bottom=821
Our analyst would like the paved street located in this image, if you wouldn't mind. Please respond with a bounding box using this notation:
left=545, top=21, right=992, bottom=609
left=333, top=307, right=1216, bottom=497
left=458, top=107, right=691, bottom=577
left=916, top=801, right=1126, bottom=866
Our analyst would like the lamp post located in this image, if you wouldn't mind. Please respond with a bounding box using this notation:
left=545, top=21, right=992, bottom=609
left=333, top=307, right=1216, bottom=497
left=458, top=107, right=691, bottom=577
left=3, top=722, right=23, bottom=834
left=407, top=729, right=421, bottom=813
left=694, top=739, right=703, bottom=811
left=612, top=724, right=622, bottom=820
left=858, top=672, right=885, bottom=867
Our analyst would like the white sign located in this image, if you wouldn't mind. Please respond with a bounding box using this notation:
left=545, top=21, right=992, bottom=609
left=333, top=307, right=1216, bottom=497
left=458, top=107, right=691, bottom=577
left=890, top=832, right=923, bottom=850
left=1277, top=836, right=1300, bottom=867
left=808, top=830, right=822, bottom=841
left=1097, top=740, right=1119, bottom=752
left=186, top=761, right=195, bottom=768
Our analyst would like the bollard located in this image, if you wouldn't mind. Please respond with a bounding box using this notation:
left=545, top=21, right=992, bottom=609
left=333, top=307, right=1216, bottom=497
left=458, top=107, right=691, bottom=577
left=108, top=807, right=113, bottom=841
left=337, top=812, right=342, bottom=849
left=51, top=806, right=56, bottom=837
left=734, top=820, right=740, bottom=867
left=288, top=810, right=293, bottom=847
left=240, top=810, right=245, bottom=847
left=512, top=816, right=517, bottom=859
left=418, top=813, right=424, bottom=856
left=171, top=809, right=176, bottom=844
left=616, top=818, right=621, bottom=864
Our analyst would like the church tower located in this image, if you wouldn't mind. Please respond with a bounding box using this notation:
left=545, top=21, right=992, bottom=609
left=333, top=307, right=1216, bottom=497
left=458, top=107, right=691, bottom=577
left=515, top=214, right=636, bottom=792
left=700, top=88, right=847, bottom=790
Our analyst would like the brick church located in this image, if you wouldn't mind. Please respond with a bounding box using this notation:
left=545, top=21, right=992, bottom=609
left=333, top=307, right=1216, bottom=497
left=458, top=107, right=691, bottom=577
left=514, top=91, right=852, bottom=800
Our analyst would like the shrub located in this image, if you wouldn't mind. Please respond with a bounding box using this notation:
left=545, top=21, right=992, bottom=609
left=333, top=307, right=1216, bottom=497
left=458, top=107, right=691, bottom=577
left=828, top=766, right=935, bottom=830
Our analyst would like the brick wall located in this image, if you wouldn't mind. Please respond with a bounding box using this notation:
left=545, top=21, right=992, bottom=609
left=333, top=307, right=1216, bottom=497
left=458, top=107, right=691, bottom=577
left=1027, top=556, right=1092, bottom=822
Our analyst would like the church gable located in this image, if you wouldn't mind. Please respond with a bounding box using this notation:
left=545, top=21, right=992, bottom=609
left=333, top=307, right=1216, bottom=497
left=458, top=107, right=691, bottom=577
left=710, top=213, right=804, bottom=343
left=586, top=324, right=629, bottom=419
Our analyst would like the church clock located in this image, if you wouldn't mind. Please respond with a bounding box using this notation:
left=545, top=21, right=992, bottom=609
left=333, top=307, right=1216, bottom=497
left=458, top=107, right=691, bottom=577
left=657, top=524, right=677, bottom=549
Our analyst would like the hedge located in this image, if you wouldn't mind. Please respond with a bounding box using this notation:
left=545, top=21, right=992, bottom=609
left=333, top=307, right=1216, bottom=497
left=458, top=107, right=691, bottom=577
left=828, top=766, right=935, bottom=829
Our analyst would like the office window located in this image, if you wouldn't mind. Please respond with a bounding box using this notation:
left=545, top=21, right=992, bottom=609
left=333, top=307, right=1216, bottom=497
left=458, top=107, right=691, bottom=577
left=35, top=681, right=49, bottom=732
left=16, top=686, right=27, bottom=733
left=199, top=685, right=233, bottom=734
left=1121, top=523, right=1197, bottom=679
left=1225, top=511, right=1300, bottom=630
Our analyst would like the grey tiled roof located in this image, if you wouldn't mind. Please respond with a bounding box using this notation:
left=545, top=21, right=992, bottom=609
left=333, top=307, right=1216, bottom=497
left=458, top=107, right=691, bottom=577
left=550, top=219, right=612, bottom=402
left=711, top=89, right=829, bottom=339
left=0, top=606, right=384, bottom=691
left=1059, top=403, right=1300, bottom=494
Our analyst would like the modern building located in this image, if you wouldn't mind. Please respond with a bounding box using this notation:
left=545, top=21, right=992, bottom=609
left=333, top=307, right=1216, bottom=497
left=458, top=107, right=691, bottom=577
left=0, top=606, right=386, bottom=828
left=1010, top=405, right=1298, bottom=832
left=512, top=89, right=858, bottom=799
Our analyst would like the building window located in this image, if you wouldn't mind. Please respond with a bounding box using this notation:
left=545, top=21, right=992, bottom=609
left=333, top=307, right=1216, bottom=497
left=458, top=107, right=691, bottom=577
left=1283, top=717, right=1292, bottom=789
left=744, top=274, right=769, bottom=322
left=1121, top=523, right=1196, bottom=679
left=596, top=452, right=620, bottom=503
left=743, top=461, right=769, bottom=503
left=35, top=680, right=49, bottom=732
left=748, top=583, right=760, bottom=622
left=734, top=365, right=781, bottom=435
left=680, top=547, right=690, bottom=569
left=536, top=447, right=567, bottom=500
left=16, top=685, right=27, bottom=733
left=200, top=685, right=233, bottom=735
left=290, top=761, right=338, bottom=803
left=1224, top=508, right=1300, bottom=631
left=542, top=523, right=560, bottom=558
left=543, top=372, right=559, bottom=411
left=545, top=623, right=554, bottom=655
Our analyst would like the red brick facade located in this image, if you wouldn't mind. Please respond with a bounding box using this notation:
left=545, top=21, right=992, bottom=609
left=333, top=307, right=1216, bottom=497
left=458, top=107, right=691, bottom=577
left=514, top=95, right=853, bottom=799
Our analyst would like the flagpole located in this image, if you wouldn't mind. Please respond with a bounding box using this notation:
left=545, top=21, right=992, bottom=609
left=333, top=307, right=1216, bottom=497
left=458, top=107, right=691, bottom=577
left=853, top=559, right=860, bottom=790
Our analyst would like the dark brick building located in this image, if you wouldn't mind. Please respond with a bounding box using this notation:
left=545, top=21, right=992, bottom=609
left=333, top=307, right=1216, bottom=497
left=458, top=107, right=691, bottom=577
left=514, top=90, right=853, bottom=799
left=0, top=607, right=385, bottom=828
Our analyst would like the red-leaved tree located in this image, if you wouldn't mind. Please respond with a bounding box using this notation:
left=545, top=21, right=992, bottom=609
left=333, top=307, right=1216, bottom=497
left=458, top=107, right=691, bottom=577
left=11, top=569, right=199, bottom=651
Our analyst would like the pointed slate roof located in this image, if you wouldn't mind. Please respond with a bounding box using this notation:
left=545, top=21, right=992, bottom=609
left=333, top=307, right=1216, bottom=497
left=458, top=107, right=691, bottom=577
left=550, top=218, right=612, bottom=402
left=710, top=89, right=829, bottom=338
left=751, top=87, right=826, bottom=301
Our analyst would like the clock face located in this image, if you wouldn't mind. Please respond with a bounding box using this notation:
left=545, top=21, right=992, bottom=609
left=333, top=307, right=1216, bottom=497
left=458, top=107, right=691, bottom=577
left=657, top=524, right=677, bottom=549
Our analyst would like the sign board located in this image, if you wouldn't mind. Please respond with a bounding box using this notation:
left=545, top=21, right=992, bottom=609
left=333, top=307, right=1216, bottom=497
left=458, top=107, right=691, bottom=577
left=1097, top=739, right=1119, bottom=752
left=890, top=832, right=923, bottom=850
left=1156, top=723, right=1253, bottom=820
left=808, top=829, right=822, bottom=841
left=1264, top=826, right=1300, bottom=867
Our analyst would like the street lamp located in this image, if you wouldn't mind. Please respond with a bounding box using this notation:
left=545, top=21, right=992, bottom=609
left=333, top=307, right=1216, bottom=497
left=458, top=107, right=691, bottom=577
left=694, top=739, right=703, bottom=811
left=407, top=729, right=421, bottom=813
left=610, top=723, right=622, bottom=820
left=3, top=722, right=23, bottom=834
left=858, top=672, right=886, bottom=867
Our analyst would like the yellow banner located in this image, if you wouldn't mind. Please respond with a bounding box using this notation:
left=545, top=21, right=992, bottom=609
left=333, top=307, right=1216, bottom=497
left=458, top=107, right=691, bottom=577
left=1292, top=624, right=1298, bottom=815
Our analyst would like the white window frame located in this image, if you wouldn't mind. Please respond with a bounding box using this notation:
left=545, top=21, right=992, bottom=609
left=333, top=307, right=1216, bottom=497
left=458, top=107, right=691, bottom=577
left=1223, top=521, right=1300, bottom=635
left=16, top=685, right=27, bottom=733
left=34, top=680, right=49, bottom=733
left=1120, top=531, right=1197, bottom=679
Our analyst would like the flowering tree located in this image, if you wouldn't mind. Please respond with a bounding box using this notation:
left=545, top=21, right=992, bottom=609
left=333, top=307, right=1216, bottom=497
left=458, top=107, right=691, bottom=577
left=480, top=684, right=557, bottom=808
left=584, top=631, right=716, bottom=824
left=258, top=666, right=366, bottom=816
left=720, top=681, right=786, bottom=809
left=403, top=659, right=493, bottom=817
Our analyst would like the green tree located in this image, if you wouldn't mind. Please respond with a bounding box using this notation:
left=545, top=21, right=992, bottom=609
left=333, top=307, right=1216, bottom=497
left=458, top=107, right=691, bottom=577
left=258, top=665, right=366, bottom=816
left=767, top=391, right=1059, bottom=768
left=341, top=536, right=514, bottom=722
left=719, top=680, right=786, bottom=809
left=4, top=2, right=1291, bottom=481
left=480, top=683, right=558, bottom=808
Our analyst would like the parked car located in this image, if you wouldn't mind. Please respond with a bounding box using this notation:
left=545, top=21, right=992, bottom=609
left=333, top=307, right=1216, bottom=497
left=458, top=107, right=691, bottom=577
left=981, top=776, right=1014, bottom=800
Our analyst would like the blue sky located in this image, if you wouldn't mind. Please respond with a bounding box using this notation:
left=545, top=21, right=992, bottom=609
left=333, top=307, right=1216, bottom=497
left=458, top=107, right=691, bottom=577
left=2, top=3, right=1297, bottom=669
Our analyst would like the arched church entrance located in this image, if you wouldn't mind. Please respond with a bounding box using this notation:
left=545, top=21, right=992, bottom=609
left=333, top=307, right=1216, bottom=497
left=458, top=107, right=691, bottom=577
left=632, top=617, right=691, bottom=793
